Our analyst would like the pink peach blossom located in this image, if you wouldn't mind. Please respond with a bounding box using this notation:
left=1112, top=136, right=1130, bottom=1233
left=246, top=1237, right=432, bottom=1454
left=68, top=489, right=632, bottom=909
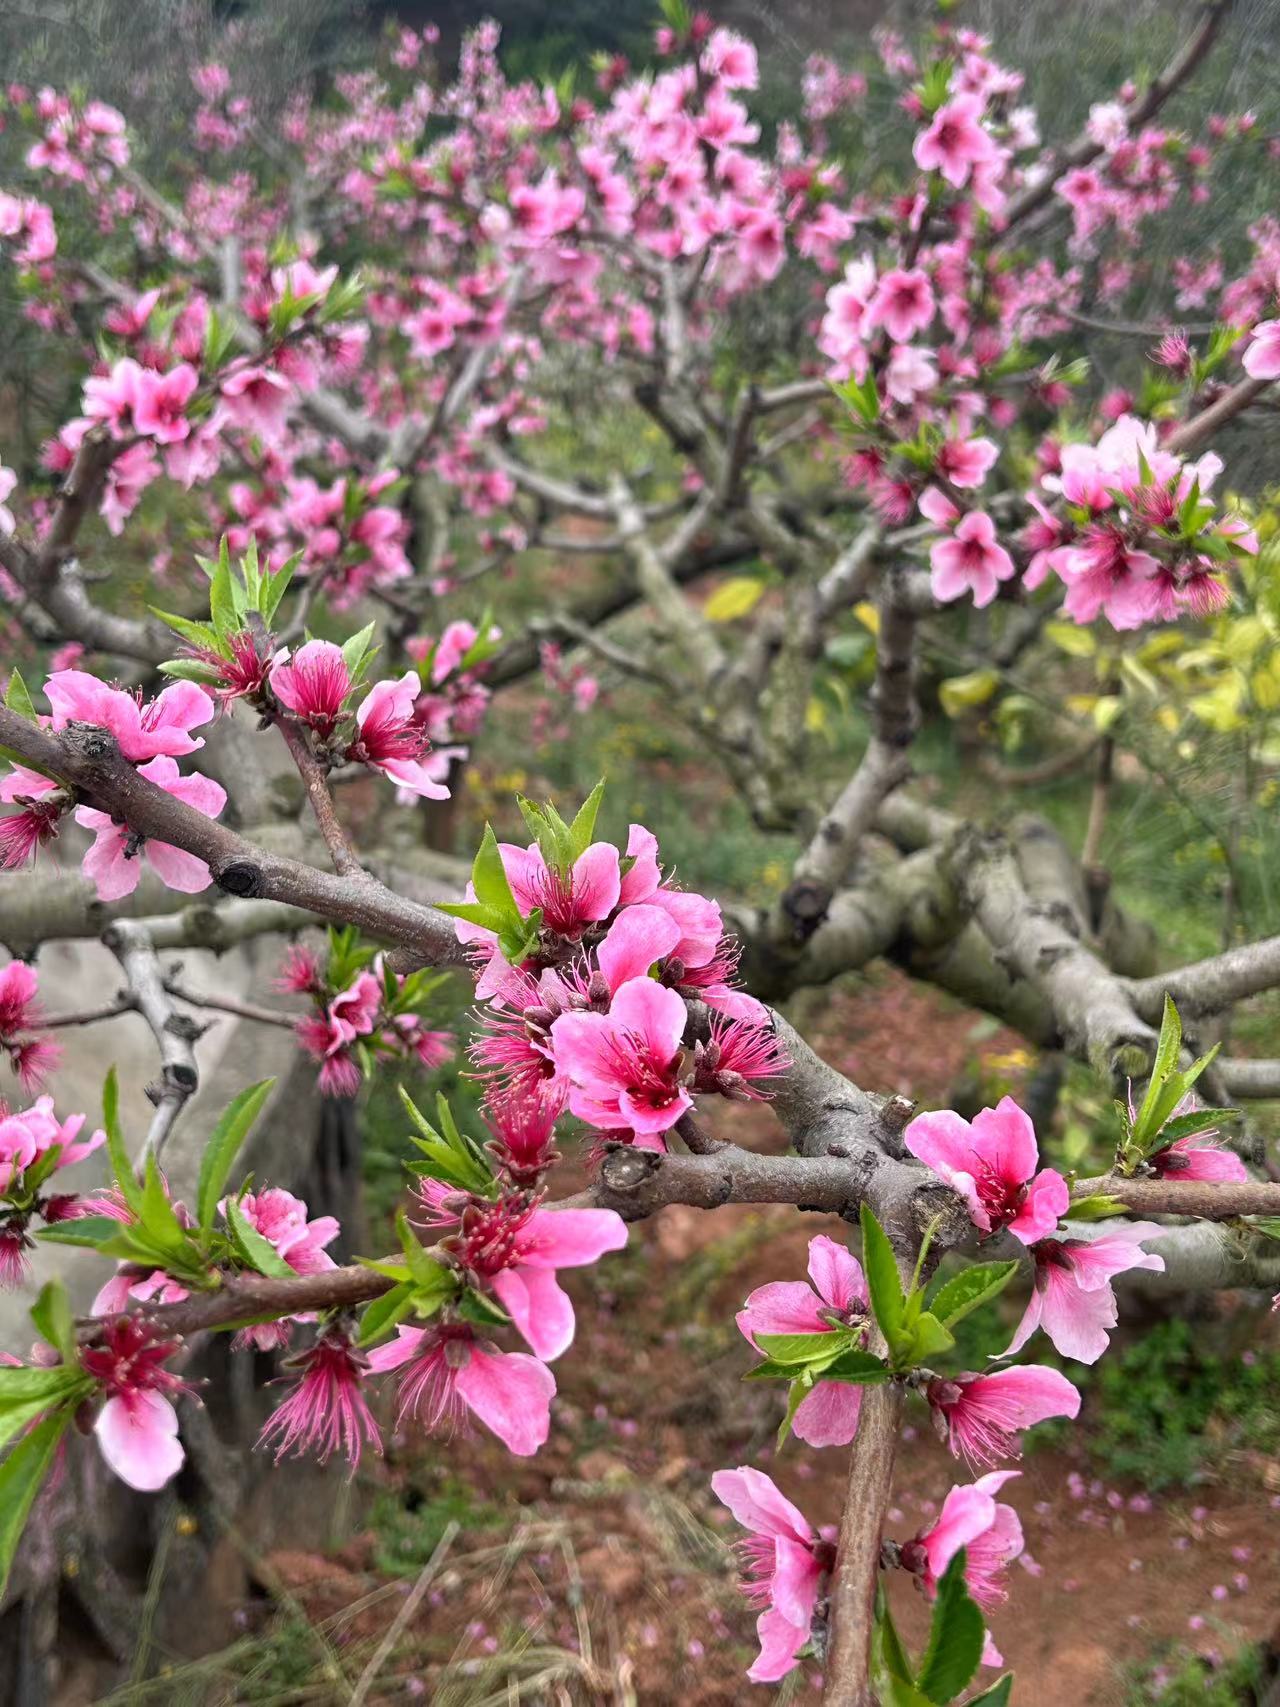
left=44, top=671, right=214, bottom=761
left=1005, top=1223, right=1165, bottom=1364
left=913, top=93, right=998, bottom=188
left=366, top=1323, right=554, bottom=1455
left=928, top=1366, right=1080, bottom=1469
left=904, top=1096, right=1067, bottom=1243
left=712, top=1466, right=831, bottom=1683
left=737, top=1235, right=868, bottom=1447
left=550, top=976, right=691, bottom=1137
left=929, top=511, right=1017, bottom=608
left=74, top=755, right=226, bottom=901
left=269, top=640, right=353, bottom=736
left=1242, top=320, right=1280, bottom=381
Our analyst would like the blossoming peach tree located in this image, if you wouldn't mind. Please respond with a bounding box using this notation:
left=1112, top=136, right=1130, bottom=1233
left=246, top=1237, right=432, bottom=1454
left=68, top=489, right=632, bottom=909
left=1, top=1, right=1280, bottom=1699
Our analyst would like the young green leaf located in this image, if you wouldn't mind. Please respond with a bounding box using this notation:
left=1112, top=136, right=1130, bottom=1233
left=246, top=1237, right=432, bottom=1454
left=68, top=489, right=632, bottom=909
left=195, top=1079, right=276, bottom=1230
left=906, top=1311, right=956, bottom=1365
left=149, top=607, right=226, bottom=656
left=1146, top=1106, right=1241, bottom=1153
left=565, top=778, right=606, bottom=863
left=209, top=536, right=237, bottom=640
left=0, top=1367, right=89, bottom=1453
left=928, top=1262, right=1018, bottom=1330
left=341, top=620, right=378, bottom=685
left=101, top=1068, right=143, bottom=1214
left=964, top=1674, right=1013, bottom=1707
left=260, top=550, right=301, bottom=624
left=225, top=1198, right=296, bottom=1279
left=471, top=823, right=522, bottom=919
left=356, top=1281, right=414, bottom=1347
left=139, top=1153, right=192, bottom=1258
left=36, top=1214, right=127, bottom=1250
left=820, top=1347, right=893, bottom=1385
left=1065, top=1192, right=1130, bottom=1222
left=28, top=1279, right=75, bottom=1362
left=916, top=1548, right=985, bottom=1704
left=754, top=1330, right=856, bottom=1369
left=860, top=1204, right=908, bottom=1354
left=0, top=1406, right=74, bottom=1596
left=457, top=1288, right=513, bottom=1328
left=3, top=669, right=37, bottom=723
left=1130, top=994, right=1183, bottom=1146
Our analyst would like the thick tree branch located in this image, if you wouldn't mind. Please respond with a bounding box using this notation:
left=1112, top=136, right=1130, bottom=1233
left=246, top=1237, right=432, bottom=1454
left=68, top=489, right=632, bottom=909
left=0, top=710, right=464, bottom=966
left=1125, top=935, right=1280, bottom=1019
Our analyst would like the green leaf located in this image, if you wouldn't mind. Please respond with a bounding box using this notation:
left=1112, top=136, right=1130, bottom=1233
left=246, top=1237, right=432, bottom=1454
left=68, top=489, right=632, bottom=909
left=357, top=1282, right=414, bottom=1347
left=457, top=1288, right=512, bottom=1328
left=35, top=1215, right=126, bottom=1250
left=225, top=1197, right=296, bottom=1279
left=0, top=1367, right=89, bottom=1452
left=149, top=607, right=225, bottom=655
left=157, top=659, right=225, bottom=685
left=29, top=1280, right=75, bottom=1362
left=101, top=1069, right=142, bottom=1214
left=872, top=1587, right=916, bottom=1690
left=1066, top=1192, right=1131, bottom=1221
left=821, top=1348, right=893, bottom=1385
left=907, top=1312, right=956, bottom=1364
left=754, top=1330, right=854, bottom=1368
left=433, top=899, right=510, bottom=933
left=860, top=1204, right=908, bottom=1356
left=196, top=1080, right=275, bottom=1230
left=0, top=1406, right=74, bottom=1597
left=1148, top=1106, right=1241, bottom=1152
left=4, top=669, right=37, bottom=723
left=965, top=1675, right=1014, bottom=1707
left=917, top=1548, right=985, bottom=1704
left=260, top=551, right=301, bottom=625
left=565, top=778, right=607, bottom=864
left=400, top=1087, right=494, bottom=1195
left=0, top=1366, right=84, bottom=1408
left=928, top=1262, right=1018, bottom=1330
left=1131, top=995, right=1184, bottom=1147
left=209, top=536, right=237, bottom=641
left=516, top=795, right=569, bottom=873
left=830, top=372, right=880, bottom=425
left=471, top=823, right=521, bottom=919
left=139, top=1153, right=191, bottom=1258
left=341, top=621, right=378, bottom=685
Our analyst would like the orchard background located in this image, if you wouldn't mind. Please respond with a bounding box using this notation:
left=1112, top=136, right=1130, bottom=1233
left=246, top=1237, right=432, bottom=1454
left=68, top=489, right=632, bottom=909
left=1, top=0, right=1280, bottom=1702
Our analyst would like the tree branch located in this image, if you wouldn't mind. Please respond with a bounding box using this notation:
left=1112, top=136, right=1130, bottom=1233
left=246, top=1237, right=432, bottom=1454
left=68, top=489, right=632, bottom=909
left=0, top=710, right=464, bottom=966
left=102, top=920, right=206, bottom=1161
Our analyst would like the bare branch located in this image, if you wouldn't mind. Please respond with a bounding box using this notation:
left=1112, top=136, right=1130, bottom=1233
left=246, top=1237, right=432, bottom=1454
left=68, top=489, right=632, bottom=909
left=103, top=919, right=206, bottom=1161
left=1125, top=935, right=1280, bottom=1019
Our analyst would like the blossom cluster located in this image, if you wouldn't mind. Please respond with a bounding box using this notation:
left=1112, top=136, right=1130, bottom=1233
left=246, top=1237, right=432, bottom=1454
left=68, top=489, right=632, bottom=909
left=276, top=931, right=454, bottom=1099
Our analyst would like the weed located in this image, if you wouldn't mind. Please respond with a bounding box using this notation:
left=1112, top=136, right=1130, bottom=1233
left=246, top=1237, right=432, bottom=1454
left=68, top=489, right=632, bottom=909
left=1124, top=1638, right=1268, bottom=1705
left=370, top=1475, right=506, bottom=1577
left=1089, top=1318, right=1280, bottom=1490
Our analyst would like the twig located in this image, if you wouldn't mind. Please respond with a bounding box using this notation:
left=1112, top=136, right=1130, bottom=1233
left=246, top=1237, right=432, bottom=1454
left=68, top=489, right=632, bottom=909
left=162, top=977, right=298, bottom=1030
left=42, top=998, right=135, bottom=1028
left=273, top=714, right=365, bottom=879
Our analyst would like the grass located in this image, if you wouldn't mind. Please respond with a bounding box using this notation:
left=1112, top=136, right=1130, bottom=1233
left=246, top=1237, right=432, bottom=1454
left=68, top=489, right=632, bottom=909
left=1087, top=1318, right=1280, bottom=1491
left=1124, top=1639, right=1270, bottom=1705
left=369, top=1475, right=506, bottom=1579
